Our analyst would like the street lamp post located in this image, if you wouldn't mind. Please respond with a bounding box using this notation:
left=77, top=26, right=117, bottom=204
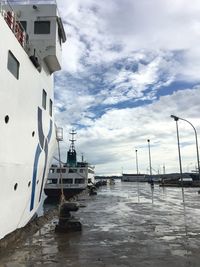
left=55, top=127, right=65, bottom=203
left=147, top=139, right=152, bottom=177
left=135, top=149, right=139, bottom=175
left=170, top=116, right=183, bottom=184
left=171, top=115, right=200, bottom=180
left=135, top=149, right=140, bottom=202
left=170, top=115, right=185, bottom=201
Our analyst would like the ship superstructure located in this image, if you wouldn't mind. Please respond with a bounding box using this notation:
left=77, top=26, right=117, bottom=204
left=0, top=0, right=66, bottom=239
left=44, top=130, right=95, bottom=199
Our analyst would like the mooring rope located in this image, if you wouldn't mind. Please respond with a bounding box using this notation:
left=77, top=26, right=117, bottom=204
left=57, top=139, right=66, bottom=206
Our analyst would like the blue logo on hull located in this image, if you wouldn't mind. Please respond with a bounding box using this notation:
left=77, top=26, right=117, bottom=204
left=30, top=107, right=53, bottom=211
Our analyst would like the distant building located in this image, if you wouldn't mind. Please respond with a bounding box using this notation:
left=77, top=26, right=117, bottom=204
left=95, top=175, right=121, bottom=180
left=122, top=173, right=147, bottom=182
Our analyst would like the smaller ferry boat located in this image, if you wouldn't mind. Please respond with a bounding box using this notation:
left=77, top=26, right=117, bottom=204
left=44, top=130, right=95, bottom=199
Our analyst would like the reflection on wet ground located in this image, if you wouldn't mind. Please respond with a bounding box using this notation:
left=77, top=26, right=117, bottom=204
left=1, top=181, right=200, bottom=266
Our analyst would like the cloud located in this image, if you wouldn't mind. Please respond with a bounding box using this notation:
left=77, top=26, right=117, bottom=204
left=57, top=0, right=200, bottom=81
left=56, top=87, right=200, bottom=175
left=54, top=0, right=200, bottom=174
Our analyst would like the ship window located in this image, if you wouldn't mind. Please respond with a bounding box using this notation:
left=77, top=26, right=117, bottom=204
left=49, top=99, right=53, bottom=116
left=14, top=183, right=18, bottom=190
left=42, top=89, right=47, bottom=109
left=75, top=178, right=84, bottom=184
left=56, top=168, right=66, bottom=173
left=62, top=179, right=73, bottom=184
left=69, top=169, right=77, bottom=173
left=79, top=169, right=84, bottom=173
left=48, top=179, right=57, bottom=184
left=5, top=115, right=9, bottom=124
left=58, top=28, right=62, bottom=45
left=7, top=51, right=19, bottom=79
left=19, top=21, right=27, bottom=31
left=49, top=168, right=55, bottom=173
left=34, top=21, right=50, bottom=34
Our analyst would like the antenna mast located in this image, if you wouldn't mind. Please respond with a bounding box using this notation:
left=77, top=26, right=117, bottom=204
left=69, top=129, right=76, bottom=152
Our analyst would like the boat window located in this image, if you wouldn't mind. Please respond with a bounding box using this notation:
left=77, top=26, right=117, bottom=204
left=49, top=99, right=53, bottom=116
left=62, top=179, right=73, bottom=184
left=4, top=115, right=9, bottom=124
left=79, top=169, right=84, bottom=173
left=58, top=27, right=62, bottom=45
left=75, top=178, right=85, bottom=184
left=47, top=179, right=57, bottom=184
left=42, top=89, right=47, bottom=110
left=56, top=169, right=66, bottom=173
left=34, top=21, right=50, bottom=34
left=69, top=169, right=77, bottom=173
left=49, top=168, right=54, bottom=173
left=19, top=21, right=27, bottom=32
left=7, top=51, right=19, bottom=79
left=14, top=183, right=18, bottom=190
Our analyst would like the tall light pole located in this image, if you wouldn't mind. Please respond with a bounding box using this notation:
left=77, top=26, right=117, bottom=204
left=135, top=149, right=140, bottom=202
left=170, top=115, right=185, bottom=202
left=171, top=115, right=200, bottom=180
left=135, top=149, right=139, bottom=175
left=147, top=139, right=152, bottom=177
left=170, top=115, right=183, bottom=183
left=163, top=163, right=165, bottom=174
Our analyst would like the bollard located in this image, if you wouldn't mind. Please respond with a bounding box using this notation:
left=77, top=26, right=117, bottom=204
left=89, top=186, right=97, bottom=196
left=55, top=202, right=82, bottom=233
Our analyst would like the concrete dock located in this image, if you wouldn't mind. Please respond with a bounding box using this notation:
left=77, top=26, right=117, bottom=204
left=1, top=181, right=200, bottom=266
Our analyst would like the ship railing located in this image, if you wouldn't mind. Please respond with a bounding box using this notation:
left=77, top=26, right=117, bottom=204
left=0, top=0, right=27, bottom=48
left=1, top=0, right=56, bottom=4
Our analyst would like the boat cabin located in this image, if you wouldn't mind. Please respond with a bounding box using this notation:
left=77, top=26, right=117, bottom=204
left=1, top=1, right=66, bottom=73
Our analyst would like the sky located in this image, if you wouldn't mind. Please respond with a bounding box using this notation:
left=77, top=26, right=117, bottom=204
left=54, top=0, right=200, bottom=176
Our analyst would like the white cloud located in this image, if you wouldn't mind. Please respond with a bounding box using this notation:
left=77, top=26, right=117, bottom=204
left=57, top=0, right=200, bottom=82
left=68, top=87, right=200, bottom=175
left=54, top=0, right=200, bottom=174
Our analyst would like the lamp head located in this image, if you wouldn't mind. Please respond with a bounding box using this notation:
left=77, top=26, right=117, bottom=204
left=171, top=115, right=179, bottom=121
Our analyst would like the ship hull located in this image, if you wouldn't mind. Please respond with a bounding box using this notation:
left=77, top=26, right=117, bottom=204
left=44, top=188, right=85, bottom=199
left=0, top=10, right=56, bottom=240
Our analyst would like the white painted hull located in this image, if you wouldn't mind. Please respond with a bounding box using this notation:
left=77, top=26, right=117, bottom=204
left=0, top=10, right=56, bottom=239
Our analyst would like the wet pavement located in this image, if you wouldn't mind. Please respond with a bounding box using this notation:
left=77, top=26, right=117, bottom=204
left=1, top=181, right=200, bottom=266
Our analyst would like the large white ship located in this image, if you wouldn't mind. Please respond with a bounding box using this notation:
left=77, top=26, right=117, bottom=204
left=0, top=0, right=66, bottom=240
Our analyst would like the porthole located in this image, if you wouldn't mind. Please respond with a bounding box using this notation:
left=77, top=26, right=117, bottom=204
left=14, top=183, right=18, bottom=191
left=28, top=181, right=31, bottom=187
left=5, top=115, right=9, bottom=123
left=32, top=131, right=35, bottom=137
